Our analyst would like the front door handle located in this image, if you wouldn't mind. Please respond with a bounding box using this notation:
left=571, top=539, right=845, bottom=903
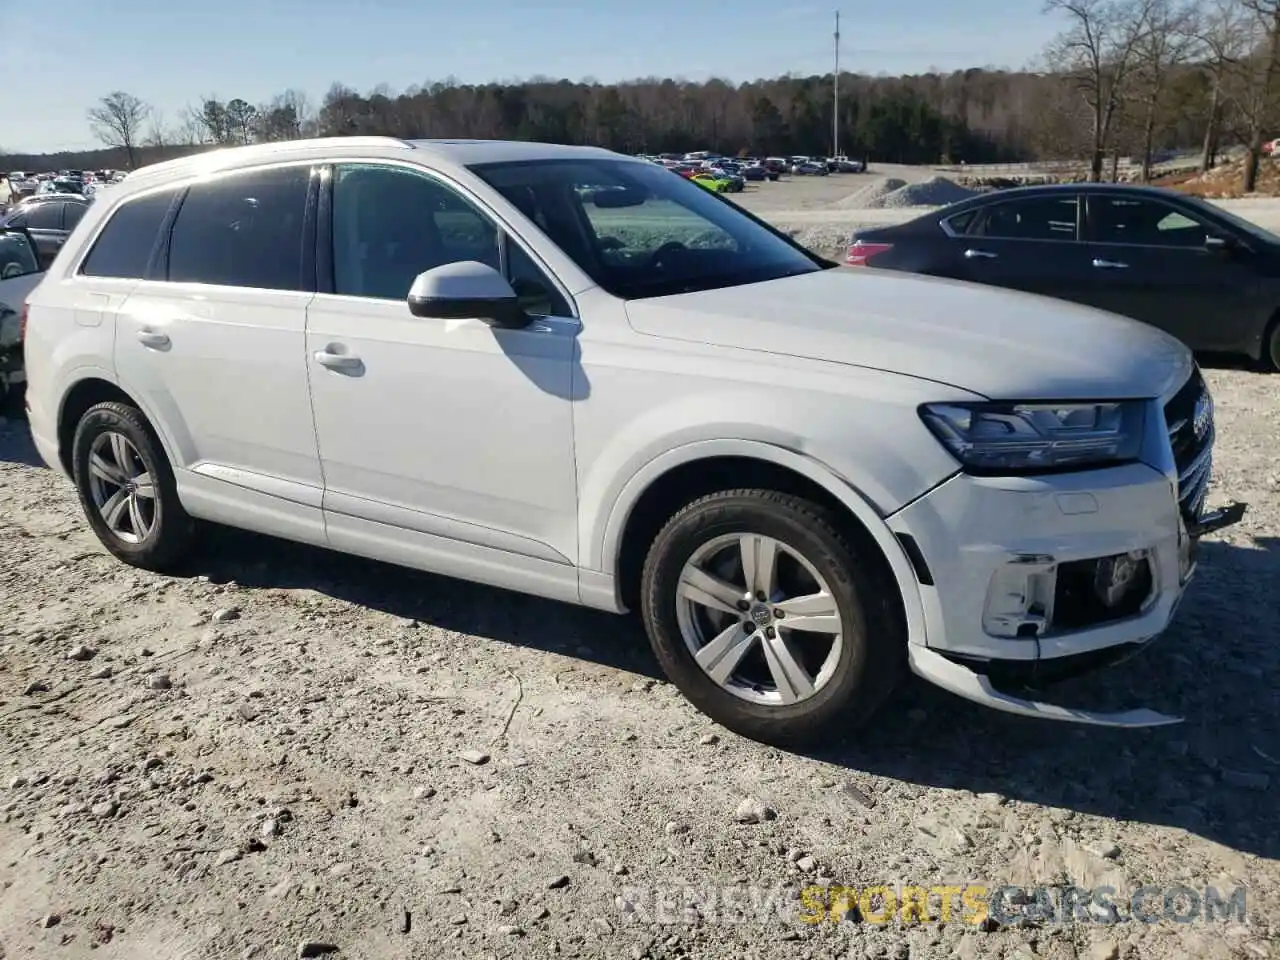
left=1092, top=258, right=1129, bottom=269
left=964, top=248, right=998, bottom=259
left=136, top=329, right=170, bottom=349
left=314, top=349, right=363, bottom=373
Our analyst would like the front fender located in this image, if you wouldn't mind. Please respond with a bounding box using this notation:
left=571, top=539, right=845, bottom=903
left=590, top=437, right=930, bottom=649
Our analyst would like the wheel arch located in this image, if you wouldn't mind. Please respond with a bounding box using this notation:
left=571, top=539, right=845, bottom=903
left=602, top=440, right=927, bottom=647
left=56, top=376, right=178, bottom=478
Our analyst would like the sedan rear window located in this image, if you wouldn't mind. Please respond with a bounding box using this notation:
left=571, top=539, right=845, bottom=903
left=469, top=158, right=828, bottom=300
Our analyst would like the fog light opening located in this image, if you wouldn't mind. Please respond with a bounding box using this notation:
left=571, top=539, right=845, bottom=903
left=1093, top=550, right=1149, bottom=608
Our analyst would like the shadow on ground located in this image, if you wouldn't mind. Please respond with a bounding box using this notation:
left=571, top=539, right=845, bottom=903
left=2, top=411, right=1276, bottom=860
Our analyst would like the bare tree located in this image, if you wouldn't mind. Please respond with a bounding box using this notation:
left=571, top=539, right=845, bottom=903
left=144, top=109, right=170, bottom=149
left=1198, top=0, right=1252, bottom=170
left=87, top=91, right=151, bottom=169
left=1132, top=0, right=1200, bottom=180
left=1231, top=0, right=1280, bottom=190
left=1044, top=0, right=1153, bottom=180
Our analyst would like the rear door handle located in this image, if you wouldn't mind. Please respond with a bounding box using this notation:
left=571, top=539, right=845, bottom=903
left=1092, top=258, right=1128, bottom=269
left=314, top=349, right=363, bottom=373
left=963, top=248, right=998, bottom=259
left=136, top=329, right=170, bottom=348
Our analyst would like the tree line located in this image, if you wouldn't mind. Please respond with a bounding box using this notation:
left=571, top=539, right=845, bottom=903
left=4, top=0, right=1280, bottom=189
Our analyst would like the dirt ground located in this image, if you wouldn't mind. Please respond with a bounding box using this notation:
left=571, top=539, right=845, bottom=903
left=1, top=192, right=1278, bottom=960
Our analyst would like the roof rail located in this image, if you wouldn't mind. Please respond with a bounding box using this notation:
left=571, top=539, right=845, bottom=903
left=121, top=136, right=415, bottom=186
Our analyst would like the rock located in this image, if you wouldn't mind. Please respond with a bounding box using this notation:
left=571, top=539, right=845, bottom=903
left=39, top=913, right=61, bottom=928
left=395, top=909, right=411, bottom=934
left=698, top=734, right=720, bottom=746
left=91, top=800, right=118, bottom=818
left=613, top=864, right=629, bottom=876
left=795, top=855, right=817, bottom=872
left=411, top=786, right=436, bottom=800
left=297, top=941, right=339, bottom=958
left=1089, top=941, right=1119, bottom=960
left=89, top=666, right=113, bottom=680
left=67, top=644, right=97, bottom=661
left=449, top=914, right=467, bottom=925
left=261, top=818, right=282, bottom=838
left=148, top=673, right=172, bottom=690
left=734, top=797, right=777, bottom=824
left=497, top=924, right=524, bottom=936
left=1087, top=841, right=1121, bottom=860
left=460, top=750, right=490, bottom=765
left=216, top=848, right=242, bottom=865
left=8, top=775, right=29, bottom=789
left=549, top=875, right=571, bottom=889
left=786, top=848, right=805, bottom=862
left=23, top=680, right=49, bottom=695
left=663, top=821, right=689, bottom=835
left=843, top=782, right=877, bottom=809
left=1221, top=769, right=1270, bottom=791
left=572, top=850, right=598, bottom=866
left=236, top=704, right=260, bottom=722
left=212, top=607, right=241, bottom=623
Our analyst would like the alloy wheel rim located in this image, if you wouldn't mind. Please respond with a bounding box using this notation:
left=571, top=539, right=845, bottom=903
left=87, top=431, right=157, bottom=544
left=675, top=533, right=844, bottom=706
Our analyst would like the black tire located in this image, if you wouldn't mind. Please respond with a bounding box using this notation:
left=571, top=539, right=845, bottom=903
left=1264, top=317, right=1280, bottom=372
left=71, top=400, right=195, bottom=571
left=640, top=489, right=904, bottom=747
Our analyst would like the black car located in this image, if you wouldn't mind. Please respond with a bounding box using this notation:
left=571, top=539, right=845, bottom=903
left=0, top=196, right=90, bottom=268
left=847, top=183, right=1280, bottom=369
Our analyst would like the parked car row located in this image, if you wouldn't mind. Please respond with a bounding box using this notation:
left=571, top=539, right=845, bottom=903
left=628, top=151, right=867, bottom=194
left=13, top=136, right=1246, bottom=748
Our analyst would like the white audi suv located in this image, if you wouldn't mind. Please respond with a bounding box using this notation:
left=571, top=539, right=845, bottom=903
left=21, top=137, right=1245, bottom=745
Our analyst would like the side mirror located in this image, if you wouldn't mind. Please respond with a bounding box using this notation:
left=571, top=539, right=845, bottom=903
left=406, top=261, right=529, bottom=329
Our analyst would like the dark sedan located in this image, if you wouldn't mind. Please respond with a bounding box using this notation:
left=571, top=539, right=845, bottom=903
left=846, top=184, right=1280, bottom=369
left=0, top=196, right=90, bottom=269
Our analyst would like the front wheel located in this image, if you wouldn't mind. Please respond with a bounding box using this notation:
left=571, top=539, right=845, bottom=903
left=1264, top=318, right=1280, bottom=372
left=640, top=489, right=903, bottom=747
left=71, top=400, right=195, bottom=571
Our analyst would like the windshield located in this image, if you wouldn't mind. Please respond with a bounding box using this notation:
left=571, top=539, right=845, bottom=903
left=1186, top=196, right=1280, bottom=246
left=468, top=158, right=829, bottom=300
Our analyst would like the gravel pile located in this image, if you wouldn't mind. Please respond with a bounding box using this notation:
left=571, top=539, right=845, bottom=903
left=865, top=175, right=978, bottom=209
left=832, top=177, right=907, bottom=209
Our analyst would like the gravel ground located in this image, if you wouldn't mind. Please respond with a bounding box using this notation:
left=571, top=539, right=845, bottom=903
left=1, top=187, right=1278, bottom=960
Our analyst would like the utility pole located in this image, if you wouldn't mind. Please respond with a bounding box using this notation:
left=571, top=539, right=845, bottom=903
left=833, top=10, right=840, bottom=158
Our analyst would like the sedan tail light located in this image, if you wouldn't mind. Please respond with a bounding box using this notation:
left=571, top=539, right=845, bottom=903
left=845, top=240, right=894, bottom=266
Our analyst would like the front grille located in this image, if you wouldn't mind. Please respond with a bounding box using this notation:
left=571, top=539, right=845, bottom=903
left=1163, top=367, right=1213, bottom=521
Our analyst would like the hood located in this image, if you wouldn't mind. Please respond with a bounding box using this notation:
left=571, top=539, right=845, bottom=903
left=624, top=267, right=1193, bottom=401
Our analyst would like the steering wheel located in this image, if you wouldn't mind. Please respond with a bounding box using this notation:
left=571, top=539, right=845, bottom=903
left=1, top=261, right=21, bottom=279
left=646, top=240, right=688, bottom=270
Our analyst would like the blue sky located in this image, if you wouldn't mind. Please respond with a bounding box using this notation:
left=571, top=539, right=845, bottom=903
left=3, top=0, right=1061, bottom=153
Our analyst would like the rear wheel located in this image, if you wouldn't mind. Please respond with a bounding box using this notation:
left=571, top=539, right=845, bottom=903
left=71, top=401, right=195, bottom=571
left=640, top=489, right=903, bottom=747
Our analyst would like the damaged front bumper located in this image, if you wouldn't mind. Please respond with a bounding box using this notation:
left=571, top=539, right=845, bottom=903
left=888, top=457, right=1247, bottom=727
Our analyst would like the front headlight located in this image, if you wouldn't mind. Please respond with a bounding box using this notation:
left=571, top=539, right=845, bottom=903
left=920, top=401, right=1146, bottom=474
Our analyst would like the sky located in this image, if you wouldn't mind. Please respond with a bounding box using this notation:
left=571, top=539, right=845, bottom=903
left=0, top=0, right=1063, bottom=154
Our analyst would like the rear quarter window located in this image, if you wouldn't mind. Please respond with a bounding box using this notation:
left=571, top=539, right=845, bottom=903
left=79, top=189, right=176, bottom=279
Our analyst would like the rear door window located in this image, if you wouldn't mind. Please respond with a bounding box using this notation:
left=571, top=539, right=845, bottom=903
left=24, top=202, right=63, bottom=231
left=970, top=196, right=1079, bottom=241
left=80, top=189, right=177, bottom=278
left=167, top=165, right=311, bottom=290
